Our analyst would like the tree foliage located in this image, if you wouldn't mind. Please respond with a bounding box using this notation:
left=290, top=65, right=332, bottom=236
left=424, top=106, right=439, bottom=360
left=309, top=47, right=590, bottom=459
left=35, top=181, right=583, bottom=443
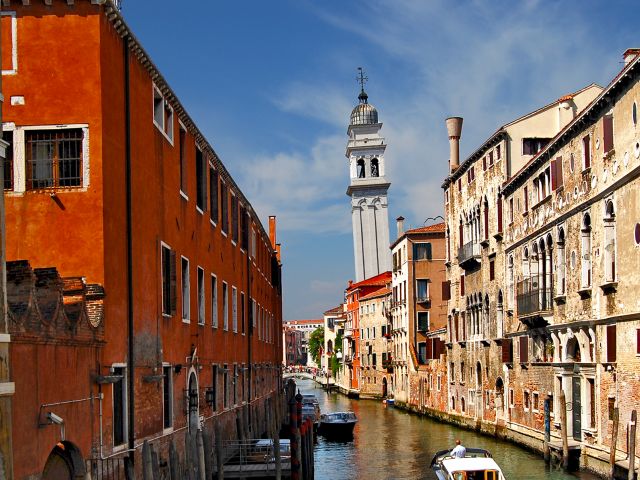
left=308, top=327, right=324, bottom=366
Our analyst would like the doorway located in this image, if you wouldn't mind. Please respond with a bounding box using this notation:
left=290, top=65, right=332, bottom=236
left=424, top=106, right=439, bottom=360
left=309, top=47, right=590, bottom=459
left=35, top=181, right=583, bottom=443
left=572, top=376, right=582, bottom=441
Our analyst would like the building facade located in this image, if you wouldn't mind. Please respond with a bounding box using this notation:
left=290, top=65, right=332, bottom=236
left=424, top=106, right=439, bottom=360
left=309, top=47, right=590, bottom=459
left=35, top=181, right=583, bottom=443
left=283, top=319, right=324, bottom=368
left=358, top=287, right=392, bottom=398
left=322, top=305, right=344, bottom=375
left=1, top=2, right=283, bottom=477
left=346, top=84, right=392, bottom=282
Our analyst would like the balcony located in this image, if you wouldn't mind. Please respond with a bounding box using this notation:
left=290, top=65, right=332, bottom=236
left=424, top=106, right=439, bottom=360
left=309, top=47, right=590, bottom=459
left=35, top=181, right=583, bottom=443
left=457, top=241, right=481, bottom=269
left=516, top=279, right=552, bottom=328
left=344, top=328, right=354, bottom=338
left=416, top=295, right=430, bottom=304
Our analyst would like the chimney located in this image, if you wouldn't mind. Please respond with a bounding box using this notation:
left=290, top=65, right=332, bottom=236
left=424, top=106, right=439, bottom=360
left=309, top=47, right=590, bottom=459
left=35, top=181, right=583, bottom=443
left=396, top=216, right=405, bottom=238
left=446, top=117, right=463, bottom=174
left=269, top=215, right=277, bottom=249
left=623, top=48, right=640, bottom=65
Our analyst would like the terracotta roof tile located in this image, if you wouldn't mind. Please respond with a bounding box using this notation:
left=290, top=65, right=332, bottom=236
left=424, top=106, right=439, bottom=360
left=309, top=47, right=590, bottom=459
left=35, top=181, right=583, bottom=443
left=405, top=222, right=446, bottom=234
left=360, top=287, right=392, bottom=301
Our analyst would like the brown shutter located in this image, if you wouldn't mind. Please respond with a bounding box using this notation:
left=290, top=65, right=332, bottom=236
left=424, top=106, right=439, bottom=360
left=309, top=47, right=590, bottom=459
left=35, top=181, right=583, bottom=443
left=607, top=324, right=617, bottom=362
left=460, top=275, right=465, bottom=296
left=603, top=114, right=614, bottom=153
left=489, top=260, right=495, bottom=281
left=637, top=329, right=640, bottom=356
left=442, top=280, right=451, bottom=301
left=556, top=157, right=563, bottom=189
left=524, top=186, right=528, bottom=212
left=454, top=315, right=459, bottom=343
left=426, top=338, right=433, bottom=359
left=483, top=156, right=487, bottom=171
left=170, top=249, right=177, bottom=315
left=502, top=338, right=513, bottom=363
left=520, top=336, right=529, bottom=363
left=550, top=159, right=557, bottom=191
left=484, top=203, right=489, bottom=240
left=497, top=197, right=503, bottom=233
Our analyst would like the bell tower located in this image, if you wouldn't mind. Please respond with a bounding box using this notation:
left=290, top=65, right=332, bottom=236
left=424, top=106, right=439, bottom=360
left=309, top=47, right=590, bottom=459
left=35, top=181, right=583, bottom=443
left=346, top=69, right=392, bottom=281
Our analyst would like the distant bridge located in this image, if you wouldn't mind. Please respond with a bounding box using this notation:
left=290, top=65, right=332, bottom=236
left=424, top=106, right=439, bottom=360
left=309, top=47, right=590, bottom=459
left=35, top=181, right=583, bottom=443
left=283, top=371, right=337, bottom=390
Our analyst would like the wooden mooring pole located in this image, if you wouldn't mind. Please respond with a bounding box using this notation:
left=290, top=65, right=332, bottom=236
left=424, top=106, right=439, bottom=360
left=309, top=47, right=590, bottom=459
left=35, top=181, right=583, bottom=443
left=629, top=409, right=637, bottom=480
left=559, top=391, right=569, bottom=470
left=611, top=407, right=619, bottom=479
left=544, top=397, right=551, bottom=464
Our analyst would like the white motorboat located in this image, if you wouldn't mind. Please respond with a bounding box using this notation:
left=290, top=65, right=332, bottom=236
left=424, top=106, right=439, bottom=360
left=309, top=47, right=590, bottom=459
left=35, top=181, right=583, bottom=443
left=430, top=448, right=506, bottom=480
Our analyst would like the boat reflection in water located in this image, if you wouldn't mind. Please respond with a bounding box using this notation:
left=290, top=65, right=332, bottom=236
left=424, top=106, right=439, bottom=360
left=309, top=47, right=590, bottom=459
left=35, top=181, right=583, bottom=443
left=318, top=411, right=357, bottom=440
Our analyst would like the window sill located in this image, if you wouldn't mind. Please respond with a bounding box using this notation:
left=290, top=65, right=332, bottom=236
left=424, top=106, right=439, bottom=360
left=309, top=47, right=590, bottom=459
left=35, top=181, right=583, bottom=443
left=603, top=148, right=615, bottom=161
left=162, top=313, right=172, bottom=319
left=493, top=232, right=503, bottom=241
left=553, top=294, right=566, bottom=304
left=600, top=281, right=618, bottom=294
left=480, top=239, right=489, bottom=248
left=578, top=287, right=592, bottom=299
left=182, top=318, right=190, bottom=324
left=180, top=190, right=189, bottom=201
left=196, top=206, right=204, bottom=215
left=522, top=211, right=529, bottom=217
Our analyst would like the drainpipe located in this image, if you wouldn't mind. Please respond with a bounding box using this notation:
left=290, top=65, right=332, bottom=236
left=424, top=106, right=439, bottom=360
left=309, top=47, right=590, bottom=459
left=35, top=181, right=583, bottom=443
left=246, top=214, right=252, bottom=430
left=123, top=34, right=135, bottom=462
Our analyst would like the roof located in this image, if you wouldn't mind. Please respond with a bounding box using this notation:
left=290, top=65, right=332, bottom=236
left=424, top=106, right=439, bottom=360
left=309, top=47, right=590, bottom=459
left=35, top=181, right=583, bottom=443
left=502, top=53, right=640, bottom=195
left=346, top=271, right=392, bottom=291
left=442, top=82, right=602, bottom=189
left=441, top=457, right=502, bottom=473
left=323, top=304, right=344, bottom=316
left=359, top=287, right=391, bottom=301
left=390, top=222, right=445, bottom=249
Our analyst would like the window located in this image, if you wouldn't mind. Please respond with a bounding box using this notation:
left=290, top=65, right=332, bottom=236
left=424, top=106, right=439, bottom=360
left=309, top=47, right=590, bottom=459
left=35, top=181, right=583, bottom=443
left=489, top=258, right=495, bottom=281
left=551, top=157, right=564, bottom=190
left=232, top=286, right=238, bottom=333
left=633, top=102, right=638, bottom=126
left=606, top=324, right=616, bottom=362
left=112, top=366, right=127, bottom=446
left=522, top=138, right=550, bottom=155
left=532, top=392, right=539, bottom=412
left=460, top=275, right=465, bottom=296
left=222, top=282, right=229, bottom=331
left=211, top=275, right=218, bottom=328
left=357, top=158, right=365, bottom=178
left=496, top=145, right=501, bottom=160
left=582, top=135, right=591, bottom=170
left=416, top=279, right=429, bottom=302
left=231, top=194, right=239, bottom=243
left=197, top=267, right=205, bottom=325
left=209, top=167, right=218, bottom=224
left=581, top=213, right=592, bottom=288
left=587, top=379, right=596, bottom=429
left=460, top=362, right=465, bottom=382
left=241, top=292, right=246, bottom=334
left=371, top=158, right=379, bottom=177
left=233, top=365, right=238, bottom=405
left=417, top=312, right=429, bottom=332
left=418, top=342, right=427, bottom=363
left=196, top=148, right=206, bottom=212
left=604, top=201, right=616, bottom=283
left=520, top=336, right=529, bottom=363
left=413, top=243, right=432, bottom=260
left=524, top=390, right=530, bottom=411
left=181, top=257, right=190, bottom=322
left=241, top=207, right=249, bottom=251
left=603, top=113, right=614, bottom=154
left=26, top=129, right=83, bottom=189
left=557, top=228, right=566, bottom=295
left=497, top=195, right=503, bottom=234
left=153, top=86, right=174, bottom=142
left=161, top=243, right=176, bottom=316
left=523, top=186, right=528, bottom=213
left=3, top=130, right=13, bottom=190
left=509, top=197, right=514, bottom=223
left=162, top=365, right=173, bottom=430
left=211, top=365, right=218, bottom=411
left=220, top=181, right=229, bottom=234
left=509, top=388, right=514, bottom=408
left=179, top=127, right=187, bottom=194
left=223, top=364, right=229, bottom=409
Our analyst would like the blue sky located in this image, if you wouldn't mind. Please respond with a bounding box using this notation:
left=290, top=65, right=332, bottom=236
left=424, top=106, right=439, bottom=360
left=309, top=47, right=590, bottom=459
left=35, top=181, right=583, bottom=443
left=122, top=0, right=636, bottom=320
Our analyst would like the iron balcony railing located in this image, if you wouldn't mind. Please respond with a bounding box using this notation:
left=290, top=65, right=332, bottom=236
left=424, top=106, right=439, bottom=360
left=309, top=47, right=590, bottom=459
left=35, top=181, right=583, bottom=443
left=457, top=241, right=481, bottom=266
left=516, top=278, right=553, bottom=317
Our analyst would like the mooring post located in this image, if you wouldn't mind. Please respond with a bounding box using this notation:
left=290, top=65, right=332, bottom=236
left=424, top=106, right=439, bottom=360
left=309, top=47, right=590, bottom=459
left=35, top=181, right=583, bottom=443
left=215, top=424, right=225, bottom=480
left=544, top=396, right=551, bottom=463
left=611, top=407, right=620, bottom=479
left=629, top=410, right=637, bottom=480
left=142, top=440, right=153, bottom=480
left=290, top=389, right=300, bottom=480
left=301, top=420, right=308, bottom=480
left=169, top=439, right=179, bottom=480
left=559, top=391, right=569, bottom=470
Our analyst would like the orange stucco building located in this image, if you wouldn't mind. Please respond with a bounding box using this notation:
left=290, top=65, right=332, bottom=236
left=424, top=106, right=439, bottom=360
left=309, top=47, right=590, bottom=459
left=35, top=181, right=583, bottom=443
left=1, top=1, right=283, bottom=477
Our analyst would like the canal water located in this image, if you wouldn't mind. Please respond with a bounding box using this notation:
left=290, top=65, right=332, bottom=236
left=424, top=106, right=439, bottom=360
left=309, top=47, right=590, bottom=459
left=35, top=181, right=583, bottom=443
left=296, top=379, right=600, bottom=480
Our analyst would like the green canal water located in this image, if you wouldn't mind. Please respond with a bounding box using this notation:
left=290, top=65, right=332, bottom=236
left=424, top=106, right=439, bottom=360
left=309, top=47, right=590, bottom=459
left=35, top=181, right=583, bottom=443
left=296, top=379, right=601, bottom=480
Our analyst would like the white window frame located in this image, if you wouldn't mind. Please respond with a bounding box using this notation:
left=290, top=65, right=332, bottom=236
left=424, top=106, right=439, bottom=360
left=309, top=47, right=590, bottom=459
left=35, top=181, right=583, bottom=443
left=197, top=267, right=205, bottom=325
left=181, top=256, right=190, bottom=323
left=162, top=363, right=174, bottom=433
left=211, top=274, right=218, bottom=328
left=152, top=84, right=174, bottom=145
left=111, top=363, right=128, bottom=451
left=160, top=241, right=173, bottom=318
left=232, top=286, right=238, bottom=333
left=222, top=282, right=229, bottom=331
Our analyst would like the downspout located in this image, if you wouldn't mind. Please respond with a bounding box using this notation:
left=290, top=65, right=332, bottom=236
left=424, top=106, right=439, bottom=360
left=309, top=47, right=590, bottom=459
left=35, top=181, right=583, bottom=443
left=246, top=218, right=252, bottom=429
left=123, top=34, right=135, bottom=462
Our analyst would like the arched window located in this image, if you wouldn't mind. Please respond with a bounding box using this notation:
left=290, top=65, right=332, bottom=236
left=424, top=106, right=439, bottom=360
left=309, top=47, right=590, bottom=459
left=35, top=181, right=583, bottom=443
left=483, top=197, right=489, bottom=241
left=497, top=290, right=504, bottom=338
left=604, top=200, right=616, bottom=282
left=557, top=227, right=566, bottom=295
left=357, top=158, right=365, bottom=178
left=371, top=158, right=379, bottom=177
left=484, top=294, right=490, bottom=339
left=507, top=256, right=514, bottom=308
left=581, top=212, right=592, bottom=288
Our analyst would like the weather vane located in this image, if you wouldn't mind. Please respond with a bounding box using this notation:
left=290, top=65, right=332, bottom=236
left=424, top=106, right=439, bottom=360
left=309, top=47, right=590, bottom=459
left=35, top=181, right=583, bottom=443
left=356, top=67, right=368, bottom=92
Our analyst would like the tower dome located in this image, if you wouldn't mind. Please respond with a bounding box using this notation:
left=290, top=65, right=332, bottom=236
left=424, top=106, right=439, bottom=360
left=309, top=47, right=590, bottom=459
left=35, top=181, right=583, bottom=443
left=350, top=89, right=379, bottom=125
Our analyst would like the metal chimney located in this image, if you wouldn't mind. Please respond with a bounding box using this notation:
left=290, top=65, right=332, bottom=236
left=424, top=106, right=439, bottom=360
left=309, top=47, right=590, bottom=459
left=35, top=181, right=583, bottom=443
left=396, top=216, right=405, bottom=239
left=446, top=117, right=463, bottom=173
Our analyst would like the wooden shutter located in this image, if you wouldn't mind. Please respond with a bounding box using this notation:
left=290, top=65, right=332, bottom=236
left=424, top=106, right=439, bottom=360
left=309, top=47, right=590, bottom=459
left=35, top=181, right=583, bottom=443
left=603, top=114, right=614, bottom=153
left=497, top=197, right=503, bottom=233
left=483, top=156, right=487, bottom=171
left=550, top=159, right=557, bottom=191
left=426, top=242, right=432, bottom=260
left=583, top=136, right=591, bottom=169
left=454, top=315, right=459, bottom=343
left=607, top=324, right=617, bottom=362
left=459, top=222, right=464, bottom=245
left=637, top=329, right=640, bottom=356
left=556, top=157, right=563, bottom=189
left=502, top=338, right=513, bottom=363
left=169, top=249, right=177, bottom=315
left=524, top=186, right=528, bottom=212
left=489, top=260, right=495, bottom=281
left=460, top=275, right=465, bottom=296
left=442, top=280, right=451, bottom=301
left=426, top=338, right=433, bottom=359
left=520, top=336, right=529, bottom=363
left=484, top=203, right=489, bottom=240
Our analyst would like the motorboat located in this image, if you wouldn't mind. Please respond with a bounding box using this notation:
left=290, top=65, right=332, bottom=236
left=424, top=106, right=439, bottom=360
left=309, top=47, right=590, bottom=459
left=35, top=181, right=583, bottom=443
left=300, top=394, right=321, bottom=430
left=318, top=411, right=357, bottom=439
left=430, top=448, right=506, bottom=480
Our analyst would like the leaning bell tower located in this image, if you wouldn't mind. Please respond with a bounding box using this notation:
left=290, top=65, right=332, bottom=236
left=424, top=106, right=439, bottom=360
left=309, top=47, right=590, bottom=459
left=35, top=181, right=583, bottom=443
left=346, top=68, right=392, bottom=282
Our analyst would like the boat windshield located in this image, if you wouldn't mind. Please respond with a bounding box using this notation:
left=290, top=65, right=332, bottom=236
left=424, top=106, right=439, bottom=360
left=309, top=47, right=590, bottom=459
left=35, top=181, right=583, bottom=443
left=451, top=470, right=498, bottom=480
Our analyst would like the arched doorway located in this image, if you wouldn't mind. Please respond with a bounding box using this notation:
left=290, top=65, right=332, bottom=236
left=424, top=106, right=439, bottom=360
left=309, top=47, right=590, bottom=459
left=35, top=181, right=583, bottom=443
left=382, top=377, right=388, bottom=398
left=495, top=377, right=505, bottom=421
left=188, top=371, right=200, bottom=432
left=42, top=441, right=86, bottom=480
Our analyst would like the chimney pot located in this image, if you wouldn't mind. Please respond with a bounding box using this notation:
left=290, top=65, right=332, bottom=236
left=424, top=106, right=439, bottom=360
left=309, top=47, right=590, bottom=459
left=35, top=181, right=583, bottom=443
left=446, top=117, right=463, bottom=174
left=396, top=216, right=405, bottom=238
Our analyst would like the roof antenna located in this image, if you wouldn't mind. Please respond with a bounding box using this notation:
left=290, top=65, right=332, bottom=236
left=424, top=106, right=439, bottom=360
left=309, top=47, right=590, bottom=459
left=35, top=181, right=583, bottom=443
left=356, top=67, right=368, bottom=104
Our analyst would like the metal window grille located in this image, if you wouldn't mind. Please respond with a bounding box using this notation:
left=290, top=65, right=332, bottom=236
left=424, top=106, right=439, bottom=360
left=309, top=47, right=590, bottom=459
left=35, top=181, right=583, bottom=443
left=26, top=129, right=82, bottom=189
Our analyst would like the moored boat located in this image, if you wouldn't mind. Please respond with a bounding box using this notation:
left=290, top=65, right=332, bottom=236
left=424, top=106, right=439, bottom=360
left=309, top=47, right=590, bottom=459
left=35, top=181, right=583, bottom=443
left=318, top=411, right=357, bottom=439
left=430, top=448, right=506, bottom=480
